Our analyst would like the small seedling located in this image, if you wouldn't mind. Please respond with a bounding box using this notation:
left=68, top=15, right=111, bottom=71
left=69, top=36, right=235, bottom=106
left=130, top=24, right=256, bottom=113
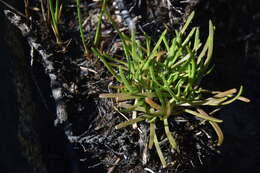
left=93, top=11, right=250, bottom=167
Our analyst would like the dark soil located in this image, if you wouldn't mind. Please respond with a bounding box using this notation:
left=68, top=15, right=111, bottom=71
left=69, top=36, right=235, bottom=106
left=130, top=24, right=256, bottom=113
left=1, top=0, right=260, bottom=173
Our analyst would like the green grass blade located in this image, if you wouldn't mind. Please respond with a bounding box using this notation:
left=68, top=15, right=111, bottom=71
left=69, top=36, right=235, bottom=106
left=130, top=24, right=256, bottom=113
left=94, top=0, right=106, bottom=46
left=55, top=0, right=59, bottom=22
left=49, top=0, right=56, bottom=25
left=76, top=0, right=89, bottom=54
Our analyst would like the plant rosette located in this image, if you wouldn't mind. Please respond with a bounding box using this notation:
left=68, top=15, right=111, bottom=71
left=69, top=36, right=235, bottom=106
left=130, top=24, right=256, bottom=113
left=93, top=11, right=250, bottom=168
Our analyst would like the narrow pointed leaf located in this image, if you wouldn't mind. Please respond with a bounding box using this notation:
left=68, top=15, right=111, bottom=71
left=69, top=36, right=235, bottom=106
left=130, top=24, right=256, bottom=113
left=118, top=102, right=146, bottom=112
left=94, top=0, right=106, bottom=46
left=204, top=20, right=214, bottom=67
left=148, top=122, right=155, bottom=149
left=197, top=109, right=224, bottom=146
left=164, top=118, right=178, bottom=150
left=154, top=132, right=167, bottom=167
left=181, top=11, right=195, bottom=34
left=99, top=92, right=155, bottom=101
left=115, top=117, right=144, bottom=129
left=184, top=109, right=223, bottom=122
left=182, top=27, right=196, bottom=46
left=203, top=97, right=228, bottom=106
left=214, top=88, right=237, bottom=98
left=221, top=86, right=243, bottom=105
left=193, top=27, right=201, bottom=51
left=92, top=48, right=120, bottom=81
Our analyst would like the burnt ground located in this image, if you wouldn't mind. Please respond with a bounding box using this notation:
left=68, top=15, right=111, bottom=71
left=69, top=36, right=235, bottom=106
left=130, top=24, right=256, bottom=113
left=1, top=0, right=260, bottom=173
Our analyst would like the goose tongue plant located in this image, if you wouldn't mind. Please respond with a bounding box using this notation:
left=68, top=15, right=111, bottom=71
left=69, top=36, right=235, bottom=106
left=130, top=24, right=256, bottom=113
left=93, top=11, right=250, bottom=168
